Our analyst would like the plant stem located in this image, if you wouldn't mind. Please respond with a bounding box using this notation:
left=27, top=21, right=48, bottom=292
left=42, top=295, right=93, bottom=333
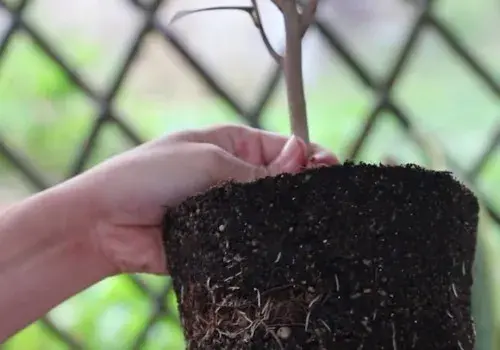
left=281, top=1, right=310, bottom=151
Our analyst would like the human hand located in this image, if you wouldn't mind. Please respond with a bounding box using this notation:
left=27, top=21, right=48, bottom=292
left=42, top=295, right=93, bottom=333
left=65, top=124, right=338, bottom=276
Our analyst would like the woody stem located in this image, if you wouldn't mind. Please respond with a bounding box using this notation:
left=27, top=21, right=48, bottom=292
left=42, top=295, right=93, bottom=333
left=281, top=1, right=310, bottom=151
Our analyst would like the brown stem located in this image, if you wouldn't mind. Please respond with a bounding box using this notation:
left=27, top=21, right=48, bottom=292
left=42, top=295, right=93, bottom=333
left=281, top=1, right=310, bottom=149
left=300, top=0, right=318, bottom=36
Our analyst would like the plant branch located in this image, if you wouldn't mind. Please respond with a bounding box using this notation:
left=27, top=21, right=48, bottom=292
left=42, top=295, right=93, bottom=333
left=170, top=4, right=282, bottom=63
left=171, top=1, right=318, bottom=153
left=251, top=0, right=283, bottom=63
left=299, top=0, right=318, bottom=36
left=171, top=6, right=254, bottom=24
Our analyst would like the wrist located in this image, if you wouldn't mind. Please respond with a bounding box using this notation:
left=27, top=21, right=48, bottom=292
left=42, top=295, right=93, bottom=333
left=36, top=181, right=118, bottom=279
left=66, top=180, right=166, bottom=276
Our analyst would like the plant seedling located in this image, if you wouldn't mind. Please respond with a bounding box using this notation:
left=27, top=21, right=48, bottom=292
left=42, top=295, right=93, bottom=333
left=170, top=0, right=318, bottom=152
left=164, top=3, right=479, bottom=349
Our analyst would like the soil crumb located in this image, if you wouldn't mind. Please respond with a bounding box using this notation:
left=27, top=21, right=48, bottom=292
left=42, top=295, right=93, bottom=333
left=163, top=163, right=479, bottom=350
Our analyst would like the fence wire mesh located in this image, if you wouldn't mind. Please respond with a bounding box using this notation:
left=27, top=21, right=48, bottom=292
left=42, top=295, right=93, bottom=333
left=0, top=0, right=499, bottom=348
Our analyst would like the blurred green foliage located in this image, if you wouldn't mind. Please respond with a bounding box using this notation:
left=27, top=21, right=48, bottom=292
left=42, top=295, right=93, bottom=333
left=0, top=1, right=500, bottom=349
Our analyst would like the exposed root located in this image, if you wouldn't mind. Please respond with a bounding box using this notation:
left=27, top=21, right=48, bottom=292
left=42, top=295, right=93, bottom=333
left=182, top=281, right=331, bottom=348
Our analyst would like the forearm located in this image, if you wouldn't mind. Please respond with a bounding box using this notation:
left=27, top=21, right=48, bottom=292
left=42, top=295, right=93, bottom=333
left=0, top=184, right=115, bottom=341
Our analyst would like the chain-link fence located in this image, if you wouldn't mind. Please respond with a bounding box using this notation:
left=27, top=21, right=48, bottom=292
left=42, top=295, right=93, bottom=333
left=0, top=0, right=499, bottom=348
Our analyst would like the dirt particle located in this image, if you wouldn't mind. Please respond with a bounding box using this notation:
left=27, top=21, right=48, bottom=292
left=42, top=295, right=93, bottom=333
left=277, top=326, right=292, bottom=340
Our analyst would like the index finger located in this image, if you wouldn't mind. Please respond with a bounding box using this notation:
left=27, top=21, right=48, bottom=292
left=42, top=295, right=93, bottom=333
left=162, top=123, right=337, bottom=167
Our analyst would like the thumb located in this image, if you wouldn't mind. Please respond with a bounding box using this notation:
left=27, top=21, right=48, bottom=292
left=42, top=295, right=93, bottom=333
left=210, top=149, right=270, bottom=184
left=267, top=135, right=307, bottom=176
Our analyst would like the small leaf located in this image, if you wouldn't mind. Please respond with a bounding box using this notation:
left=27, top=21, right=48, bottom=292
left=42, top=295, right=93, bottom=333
left=170, top=6, right=257, bottom=25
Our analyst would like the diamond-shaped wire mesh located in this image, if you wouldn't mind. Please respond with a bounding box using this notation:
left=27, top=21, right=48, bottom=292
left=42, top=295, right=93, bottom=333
left=0, top=0, right=499, bottom=348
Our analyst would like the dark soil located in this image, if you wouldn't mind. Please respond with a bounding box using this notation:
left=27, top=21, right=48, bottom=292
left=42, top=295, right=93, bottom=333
left=162, top=163, right=479, bottom=350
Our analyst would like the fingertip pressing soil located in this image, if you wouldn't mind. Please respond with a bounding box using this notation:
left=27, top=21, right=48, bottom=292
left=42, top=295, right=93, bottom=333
left=162, top=163, right=479, bottom=350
